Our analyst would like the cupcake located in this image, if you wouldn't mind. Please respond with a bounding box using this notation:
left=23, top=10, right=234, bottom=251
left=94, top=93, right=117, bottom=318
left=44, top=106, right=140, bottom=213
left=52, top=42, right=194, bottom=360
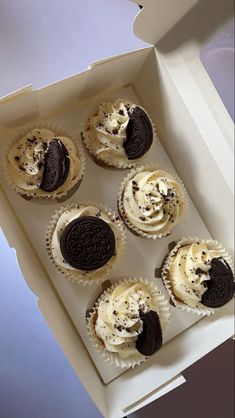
left=4, top=123, right=85, bottom=200
left=87, top=278, right=170, bottom=369
left=46, top=203, right=125, bottom=285
left=81, top=99, right=154, bottom=169
left=161, top=237, right=234, bottom=315
left=118, top=165, right=187, bottom=239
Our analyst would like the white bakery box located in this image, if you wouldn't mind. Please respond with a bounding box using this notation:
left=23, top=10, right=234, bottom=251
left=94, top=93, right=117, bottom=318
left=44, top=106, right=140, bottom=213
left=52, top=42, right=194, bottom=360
left=0, top=0, right=234, bottom=417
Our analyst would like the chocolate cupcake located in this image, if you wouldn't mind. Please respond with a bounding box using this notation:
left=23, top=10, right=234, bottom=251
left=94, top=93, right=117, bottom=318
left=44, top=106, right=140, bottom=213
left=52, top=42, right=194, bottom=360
left=161, top=237, right=234, bottom=315
left=81, top=99, right=155, bottom=169
left=4, top=122, right=85, bottom=200
left=118, top=165, right=187, bottom=239
left=46, top=202, right=125, bottom=285
left=87, top=278, right=170, bottom=369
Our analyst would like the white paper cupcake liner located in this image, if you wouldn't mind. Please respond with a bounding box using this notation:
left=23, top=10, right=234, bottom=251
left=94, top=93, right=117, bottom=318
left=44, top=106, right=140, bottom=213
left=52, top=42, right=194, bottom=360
left=46, top=201, right=126, bottom=286
left=3, top=121, right=86, bottom=201
left=81, top=98, right=158, bottom=169
left=117, top=164, right=188, bottom=239
left=87, top=277, right=170, bottom=369
left=161, top=237, right=234, bottom=316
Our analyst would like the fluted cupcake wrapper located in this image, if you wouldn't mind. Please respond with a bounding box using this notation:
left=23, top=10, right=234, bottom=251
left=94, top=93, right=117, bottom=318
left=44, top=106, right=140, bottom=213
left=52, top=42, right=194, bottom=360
left=3, top=121, right=86, bottom=201
left=81, top=99, right=158, bottom=169
left=46, top=201, right=126, bottom=286
left=117, top=164, right=188, bottom=239
left=87, top=277, right=170, bottom=369
left=161, top=237, right=234, bottom=316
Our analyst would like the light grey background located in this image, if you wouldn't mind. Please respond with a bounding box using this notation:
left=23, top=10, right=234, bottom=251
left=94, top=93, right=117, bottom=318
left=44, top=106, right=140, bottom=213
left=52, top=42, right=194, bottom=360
left=0, top=0, right=147, bottom=97
left=0, top=1, right=234, bottom=417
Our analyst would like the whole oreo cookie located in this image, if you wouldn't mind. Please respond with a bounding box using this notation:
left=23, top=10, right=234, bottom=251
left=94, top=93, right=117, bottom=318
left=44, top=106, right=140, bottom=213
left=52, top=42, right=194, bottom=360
left=60, top=216, right=115, bottom=270
left=202, top=257, right=234, bottom=308
left=40, top=139, right=70, bottom=192
left=136, top=310, right=162, bottom=356
left=124, top=106, right=153, bottom=160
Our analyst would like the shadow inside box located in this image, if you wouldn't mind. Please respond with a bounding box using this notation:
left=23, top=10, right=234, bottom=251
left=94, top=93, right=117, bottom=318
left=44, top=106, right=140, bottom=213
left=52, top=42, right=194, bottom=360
left=122, top=336, right=185, bottom=380
left=15, top=180, right=83, bottom=206
left=152, top=342, right=185, bottom=368
left=136, top=48, right=198, bottom=192
left=78, top=154, right=125, bottom=206
left=154, top=240, right=177, bottom=279
left=85, top=279, right=112, bottom=319
left=202, top=300, right=234, bottom=323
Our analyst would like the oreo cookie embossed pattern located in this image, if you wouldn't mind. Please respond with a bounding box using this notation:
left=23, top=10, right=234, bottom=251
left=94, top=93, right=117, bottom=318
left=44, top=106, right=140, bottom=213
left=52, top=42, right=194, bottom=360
left=60, top=216, right=115, bottom=270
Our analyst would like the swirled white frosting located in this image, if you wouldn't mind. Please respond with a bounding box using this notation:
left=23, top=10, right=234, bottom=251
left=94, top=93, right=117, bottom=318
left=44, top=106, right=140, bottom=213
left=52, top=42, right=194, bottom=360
left=169, top=243, right=221, bottom=307
left=95, top=282, right=160, bottom=358
left=8, top=128, right=81, bottom=195
left=122, top=169, right=185, bottom=235
left=51, top=206, right=122, bottom=279
left=82, top=99, right=136, bottom=165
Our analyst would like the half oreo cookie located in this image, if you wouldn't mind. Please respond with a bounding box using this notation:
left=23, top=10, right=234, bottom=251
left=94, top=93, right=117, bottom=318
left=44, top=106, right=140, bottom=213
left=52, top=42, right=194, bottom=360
left=136, top=310, right=162, bottom=356
left=60, top=216, right=115, bottom=270
left=202, top=257, right=234, bottom=308
left=124, top=106, right=153, bottom=160
left=40, top=139, right=70, bottom=192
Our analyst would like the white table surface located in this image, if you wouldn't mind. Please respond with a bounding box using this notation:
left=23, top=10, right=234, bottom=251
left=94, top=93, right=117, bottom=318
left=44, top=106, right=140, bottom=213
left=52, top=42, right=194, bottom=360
left=0, top=1, right=234, bottom=418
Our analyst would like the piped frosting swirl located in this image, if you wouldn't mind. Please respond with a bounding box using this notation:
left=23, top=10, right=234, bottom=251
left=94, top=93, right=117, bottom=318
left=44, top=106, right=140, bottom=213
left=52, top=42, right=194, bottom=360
left=7, top=128, right=81, bottom=195
left=169, top=243, right=222, bottom=308
left=121, top=168, right=186, bottom=236
left=95, top=282, right=160, bottom=358
left=82, top=99, right=153, bottom=166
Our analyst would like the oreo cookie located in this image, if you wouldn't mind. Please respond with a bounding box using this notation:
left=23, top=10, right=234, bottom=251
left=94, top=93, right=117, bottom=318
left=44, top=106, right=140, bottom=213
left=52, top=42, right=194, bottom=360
left=136, top=310, right=162, bottom=356
left=40, top=139, right=70, bottom=192
left=124, top=106, right=153, bottom=160
left=60, top=216, right=115, bottom=270
left=202, top=257, right=234, bottom=308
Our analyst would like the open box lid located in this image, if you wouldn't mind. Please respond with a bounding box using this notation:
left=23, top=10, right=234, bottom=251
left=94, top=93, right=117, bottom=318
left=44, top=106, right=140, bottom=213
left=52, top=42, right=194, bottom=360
left=134, top=0, right=234, bottom=196
left=133, top=0, right=199, bottom=44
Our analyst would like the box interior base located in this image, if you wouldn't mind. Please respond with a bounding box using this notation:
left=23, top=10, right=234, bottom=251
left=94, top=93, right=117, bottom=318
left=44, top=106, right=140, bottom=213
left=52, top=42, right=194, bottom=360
left=0, top=83, right=213, bottom=384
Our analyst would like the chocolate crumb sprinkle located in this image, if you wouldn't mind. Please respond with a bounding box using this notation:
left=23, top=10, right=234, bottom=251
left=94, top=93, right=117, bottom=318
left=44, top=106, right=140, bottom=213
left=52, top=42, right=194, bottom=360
left=38, top=162, right=43, bottom=170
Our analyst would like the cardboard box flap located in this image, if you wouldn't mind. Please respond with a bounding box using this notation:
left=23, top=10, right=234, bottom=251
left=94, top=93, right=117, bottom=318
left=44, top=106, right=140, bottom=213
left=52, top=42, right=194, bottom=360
left=133, top=0, right=199, bottom=45
left=0, top=85, right=33, bottom=103
left=0, top=48, right=150, bottom=128
left=0, top=86, right=40, bottom=128
left=122, top=374, right=186, bottom=416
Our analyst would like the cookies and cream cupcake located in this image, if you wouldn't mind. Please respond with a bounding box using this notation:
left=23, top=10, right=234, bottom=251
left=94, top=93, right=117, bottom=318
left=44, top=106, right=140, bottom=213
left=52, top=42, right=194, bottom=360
left=4, top=124, right=85, bottom=200
left=46, top=202, right=125, bottom=285
left=118, top=165, right=187, bottom=239
left=161, top=237, right=234, bottom=315
left=81, top=99, right=154, bottom=168
left=87, top=278, right=170, bottom=369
